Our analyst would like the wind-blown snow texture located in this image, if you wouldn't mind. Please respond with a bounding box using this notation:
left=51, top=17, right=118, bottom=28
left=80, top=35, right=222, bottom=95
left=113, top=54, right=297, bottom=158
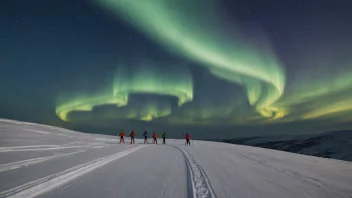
left=0, top=119, right=351, bottom=198
left=223, top=131, right=352, bottom=162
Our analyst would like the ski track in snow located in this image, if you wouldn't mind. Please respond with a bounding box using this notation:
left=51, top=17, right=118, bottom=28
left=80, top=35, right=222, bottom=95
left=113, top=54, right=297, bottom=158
left=173, top=146, right=216, bottom=198
left=0, top=146, right=144, bottom=198
left=0, top=144, right=104, bottom=153
left=0, top=150, right=86, bottom=172
left=0, top=145, right=59, bottom=150
left=26, top=129, right=52, bottom=135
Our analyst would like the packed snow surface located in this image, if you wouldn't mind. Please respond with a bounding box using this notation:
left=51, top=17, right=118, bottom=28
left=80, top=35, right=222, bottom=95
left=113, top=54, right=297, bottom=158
left=0, top=119, right=351, bottom=198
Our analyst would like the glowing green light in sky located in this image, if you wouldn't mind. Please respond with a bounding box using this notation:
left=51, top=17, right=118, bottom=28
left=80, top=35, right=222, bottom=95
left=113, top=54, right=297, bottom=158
left=276, top=66, right=352, bottom=122
left=93, top=0, right=286, bottom=119
left=113, top=63, right=193, bottom=106
left=56, top=63, right=193, bottom=122
left=55, top=0, right=352, bottom=126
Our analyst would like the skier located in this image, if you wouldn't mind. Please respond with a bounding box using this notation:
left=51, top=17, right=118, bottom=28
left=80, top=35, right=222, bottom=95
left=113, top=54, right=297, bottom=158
left=119, top=130, right=125, bottom=144
left=143, top=130, right=148, bottom=144
left=152, top=132, right=158, bottom=144
left=162, top=132, right=166, bottom=145
left=130, top=130, right=135, bottom=144
left=185, top=133, right=191, bottom=146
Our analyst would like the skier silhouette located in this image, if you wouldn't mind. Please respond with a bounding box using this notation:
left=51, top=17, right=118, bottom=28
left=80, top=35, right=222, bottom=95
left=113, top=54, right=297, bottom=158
left=119, top=130, right=125, bottom=144
left=185, top=133, right=191, bottom=146
left=152, top=132, right=158, bottom=144
left=162, top=132, right=166, bottom=145
left=130, top=130, right=135, bottom=144
left=143, top=130, right=148, bottom=144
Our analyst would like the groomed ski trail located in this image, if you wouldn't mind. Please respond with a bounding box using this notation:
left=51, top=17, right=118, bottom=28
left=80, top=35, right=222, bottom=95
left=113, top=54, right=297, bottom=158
left=173, top=146, right=217, bottom=198
left=0, top=146, right=144, bottom=198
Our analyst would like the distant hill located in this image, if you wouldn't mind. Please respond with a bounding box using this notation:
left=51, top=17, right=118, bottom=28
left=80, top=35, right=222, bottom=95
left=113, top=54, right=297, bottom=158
left=223, top=130, right=352, bottom=162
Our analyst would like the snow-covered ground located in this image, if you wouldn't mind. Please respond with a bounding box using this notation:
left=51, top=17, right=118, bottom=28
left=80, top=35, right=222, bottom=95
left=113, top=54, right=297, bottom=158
left=0, top=119, right=351, bottom=198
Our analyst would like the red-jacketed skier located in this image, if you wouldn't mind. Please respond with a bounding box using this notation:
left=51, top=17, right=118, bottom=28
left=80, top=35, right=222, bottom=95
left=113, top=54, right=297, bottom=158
left=185, top=133, right=191, bottom=146
left=152, top=132, right=158, bottom=144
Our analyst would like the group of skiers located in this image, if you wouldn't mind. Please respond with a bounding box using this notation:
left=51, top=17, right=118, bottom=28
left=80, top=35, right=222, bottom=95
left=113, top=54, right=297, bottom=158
left=118, top=130, right=191, bottom=146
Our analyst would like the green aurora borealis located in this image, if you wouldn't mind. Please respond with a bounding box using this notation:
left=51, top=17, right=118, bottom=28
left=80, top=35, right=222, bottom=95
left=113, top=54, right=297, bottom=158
left=58, top=0, right=286, bottom=124
left=56, top=63, right=193, bottom=122
left=2, top=0, right=352, bottom=137
left=56, top=0, right=351, bottom=126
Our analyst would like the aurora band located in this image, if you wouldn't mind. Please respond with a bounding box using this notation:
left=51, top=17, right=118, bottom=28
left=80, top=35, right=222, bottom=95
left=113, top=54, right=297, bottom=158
left=93, top=0, right=286, bottom=119
left=56, top=63, right=193, bottom=122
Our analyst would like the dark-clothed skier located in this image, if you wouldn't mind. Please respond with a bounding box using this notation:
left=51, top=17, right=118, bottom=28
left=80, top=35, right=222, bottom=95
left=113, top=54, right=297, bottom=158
left=162, top=132, right=166, bottom=145
left=130, top=130, right=135, bottom=144
left=143, top=131, right=148, bottom=144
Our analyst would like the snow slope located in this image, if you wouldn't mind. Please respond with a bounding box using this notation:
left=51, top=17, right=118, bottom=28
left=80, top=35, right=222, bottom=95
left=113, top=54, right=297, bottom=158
left=0, top=119, right=351, bottom=198
left=223, top=130, right=352, bottom=162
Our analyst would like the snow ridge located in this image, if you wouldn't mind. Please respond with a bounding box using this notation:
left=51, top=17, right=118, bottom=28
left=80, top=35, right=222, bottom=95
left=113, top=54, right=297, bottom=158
left=0, top=146, right=144, bottom=198
left=174, top=146, right=216, bottom=198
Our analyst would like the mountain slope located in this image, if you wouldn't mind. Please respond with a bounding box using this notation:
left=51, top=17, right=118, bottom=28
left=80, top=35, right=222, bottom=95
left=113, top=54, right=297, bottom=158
left=0, top=119, right=351, bottom=198
left=223, top=130, right=352, bottom=162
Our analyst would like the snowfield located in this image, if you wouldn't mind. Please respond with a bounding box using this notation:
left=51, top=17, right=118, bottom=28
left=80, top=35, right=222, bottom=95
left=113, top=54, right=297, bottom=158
left=0, top=119, right=351, bottom=198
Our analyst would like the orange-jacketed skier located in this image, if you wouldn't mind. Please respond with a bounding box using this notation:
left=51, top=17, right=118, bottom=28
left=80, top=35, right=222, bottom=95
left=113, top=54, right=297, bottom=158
left=119, top=130, right=125, bottom=144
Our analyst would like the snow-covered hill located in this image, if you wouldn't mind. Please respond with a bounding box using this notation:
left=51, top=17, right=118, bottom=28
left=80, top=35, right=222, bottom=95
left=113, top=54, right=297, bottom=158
left=223, top=130, right=352, bottom=162
left=0, top=119, right=351, bottom=198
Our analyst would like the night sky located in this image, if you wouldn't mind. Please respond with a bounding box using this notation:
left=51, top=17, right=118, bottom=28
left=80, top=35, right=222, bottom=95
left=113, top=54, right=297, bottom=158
left=1, top=0, right=352, bottom=139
